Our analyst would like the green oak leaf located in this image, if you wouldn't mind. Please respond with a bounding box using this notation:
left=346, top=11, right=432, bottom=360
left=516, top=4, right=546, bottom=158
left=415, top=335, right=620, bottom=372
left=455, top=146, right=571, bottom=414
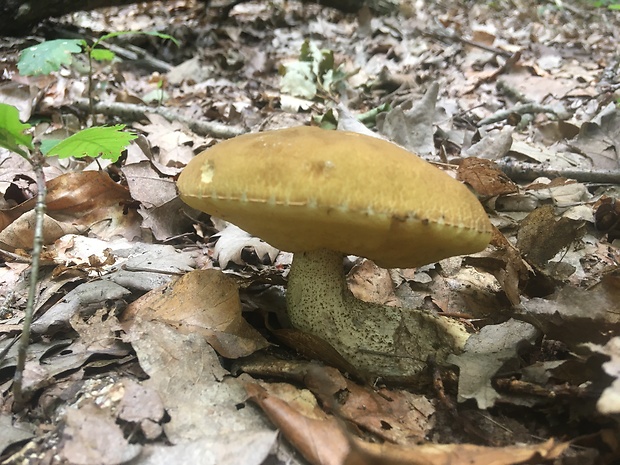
left=45, top=125, right=137, bottom=162
left=0, top=103, right=33, bottom=158
left=18, top=39, right=85, bottom=75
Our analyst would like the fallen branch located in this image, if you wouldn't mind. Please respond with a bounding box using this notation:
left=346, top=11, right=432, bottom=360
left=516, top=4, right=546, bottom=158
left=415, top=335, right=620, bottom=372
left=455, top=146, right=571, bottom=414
left=478, top=102, right=571, bottom=126
left=496, top=160, right=620, bottom=184
left=73, top=98, right=245, bottom=139
left=54, top=27, right=172, bottom=73
left=420, top=26, right=513, bottom=58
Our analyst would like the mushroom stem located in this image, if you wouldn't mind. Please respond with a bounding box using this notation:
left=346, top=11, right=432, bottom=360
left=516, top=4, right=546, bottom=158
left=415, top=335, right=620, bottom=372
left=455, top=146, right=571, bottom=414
left=286, top=249, right=470, bottom=379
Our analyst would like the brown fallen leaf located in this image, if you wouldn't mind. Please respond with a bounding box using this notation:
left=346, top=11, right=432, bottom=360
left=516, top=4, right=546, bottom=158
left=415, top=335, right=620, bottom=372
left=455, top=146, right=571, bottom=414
left=247, top=380, right=569, bottom=465
left=594, top=196, right=620, bottom=242
left=457, top=157, right=519, bottom=198
left=60, top=402, right=141, bottom=465
left=0, top=210, right=82, bottom=249
left=469, top=225, right=531, bottom=307
left=347, top=437, right=569, bottom=465
left=245, top=382, right=350, bottom=465
left=0, top=171, right=141, bottom=250
left=517, top=274, right=620, bottom=348
left=125, top=319, right=269, bottom=444
left=303, top=365, right=434, bottom=445
left=347, top=258, right=400, bottom=307
left=517, top=204, right=585, bottom=267
left=45, top=171, right=142, bottom=241
left=122, top=269, right=268, bottom=358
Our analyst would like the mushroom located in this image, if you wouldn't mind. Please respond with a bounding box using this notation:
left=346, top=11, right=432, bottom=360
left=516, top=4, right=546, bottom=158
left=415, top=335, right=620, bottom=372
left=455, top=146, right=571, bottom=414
left=177, top=126, right=492, bottom=380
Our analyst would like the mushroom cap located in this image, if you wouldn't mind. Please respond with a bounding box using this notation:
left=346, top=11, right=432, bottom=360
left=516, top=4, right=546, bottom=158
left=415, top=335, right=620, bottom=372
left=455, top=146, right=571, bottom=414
left=177, top=126, right=492, bottom=269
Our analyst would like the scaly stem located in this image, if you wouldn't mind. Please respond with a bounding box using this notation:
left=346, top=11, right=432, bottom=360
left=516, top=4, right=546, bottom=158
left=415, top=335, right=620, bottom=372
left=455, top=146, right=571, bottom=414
left=286, top=249, right=469, bottom=380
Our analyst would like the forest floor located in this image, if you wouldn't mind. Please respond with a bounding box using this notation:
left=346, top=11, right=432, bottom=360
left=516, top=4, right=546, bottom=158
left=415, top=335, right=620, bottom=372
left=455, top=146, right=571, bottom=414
left=1, top=1, right=620, bottom=464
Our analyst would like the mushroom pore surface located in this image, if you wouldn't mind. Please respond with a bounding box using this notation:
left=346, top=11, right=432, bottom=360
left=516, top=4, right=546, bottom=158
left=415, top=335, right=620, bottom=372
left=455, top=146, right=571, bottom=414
left=177, top=126, right=492, bottom=379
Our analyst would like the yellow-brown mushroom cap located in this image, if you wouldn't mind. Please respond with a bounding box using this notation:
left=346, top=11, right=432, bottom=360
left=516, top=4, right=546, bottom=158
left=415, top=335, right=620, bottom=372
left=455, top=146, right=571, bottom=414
left=177, top=126, right=492, bottom=269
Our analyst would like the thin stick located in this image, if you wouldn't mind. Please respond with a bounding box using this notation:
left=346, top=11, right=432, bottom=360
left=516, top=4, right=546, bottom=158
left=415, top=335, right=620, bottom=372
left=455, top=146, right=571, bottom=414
left=495, top=161, right=620, bottom=184
left=73, top=98, right=245, bottom=139
left=12, top=151, right=47, bottom=410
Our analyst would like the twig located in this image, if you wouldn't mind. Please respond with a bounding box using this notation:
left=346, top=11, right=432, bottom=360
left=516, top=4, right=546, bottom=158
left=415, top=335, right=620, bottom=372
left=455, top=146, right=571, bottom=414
left=12, top=150, right=47, bottom=411
left=495, top=160, right=620, bottom=184
left=73, top=98, right=245, bottom=139
left=53, top=27, right=172, bottom=73
left=0, top=249, right=31, bottom=263
left=496, top=79, right=530, bottom=103
left=464, top=51, right=521, bottom=95
left=478, top=102, right=571, bottom=126
left=420, top=25, right=513, bottom=58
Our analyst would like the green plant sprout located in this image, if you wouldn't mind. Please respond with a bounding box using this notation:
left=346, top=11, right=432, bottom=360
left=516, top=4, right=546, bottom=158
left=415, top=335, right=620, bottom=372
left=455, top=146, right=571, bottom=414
left=0, top=102, right=136, bottom=410
left=142, top=78, right=169, bottom=105
left=18, top=31, right=178, bottom=118
left=280, top=39, right=356, bottom=100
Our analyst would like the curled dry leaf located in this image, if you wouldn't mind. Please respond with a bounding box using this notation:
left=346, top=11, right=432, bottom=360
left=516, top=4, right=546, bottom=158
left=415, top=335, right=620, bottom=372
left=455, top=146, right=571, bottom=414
left=567, top=102, right=620, bottom=171
left=346, top=259, right=400, bottom=307
left=31, top=281, right=131, bottom=334
left=0, top=414, right=34, bottom=455
left=346, top=436, right=569, bottom=465
left=463, top=128, right=514, bottom=160
left=594, top=196, right=620, bottom=242
left=517, top=205, right=586, bottom=267
left=457, top=157, right=519, bottom=198
left=0, top=171, right=141, bottom=250
left=247, top=379, right=569, bottom=465
left=377, top=83, right=438, bottom=157
left=213, top=224, right=279, bottom=268
left=303, top=365, right=434, bottom=445
left=0, top=209, right=82, bottom=250
left=44, top=171, right=142, bottom=241
left=245, top=382, right=349, bottom=465
left=122, top=269, right=268, bottom=358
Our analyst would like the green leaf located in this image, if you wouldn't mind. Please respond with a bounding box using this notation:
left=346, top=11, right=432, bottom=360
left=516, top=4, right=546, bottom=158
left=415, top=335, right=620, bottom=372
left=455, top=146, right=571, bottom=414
left=300, top=40, right=325, bottom=77
left=317, top=49, right=335, bottom=79
left=90, top=48, right=116, bottom=62
left=143, top=88, right=169, bottom=103
left=357, top=103, right=391, bottom=125
left=0, top=103, right=33, bottom=157
left=39, top=139, right=63, bottom=155
left=46, top=125, right=137, bottom=162
left=315, top=109, right=338, bottom=130
left=18, top=39, right=85, bottom=75
left=280, top=61, right=317, bottom=99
